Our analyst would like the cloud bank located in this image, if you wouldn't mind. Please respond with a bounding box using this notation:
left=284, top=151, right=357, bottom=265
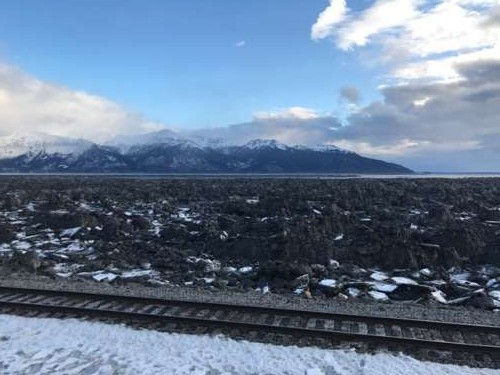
left=188, top=107, right=341, bottom=146
left=307, top=0, right=500, bottom=171
left=0, top=64, right=165, bottom=142
left=335, top=60, right=500, bottom=170
left=311, top=0, right=348, bottom=40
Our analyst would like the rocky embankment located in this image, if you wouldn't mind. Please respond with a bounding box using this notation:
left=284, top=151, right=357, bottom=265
left=1, top=176, right=500, bottom=310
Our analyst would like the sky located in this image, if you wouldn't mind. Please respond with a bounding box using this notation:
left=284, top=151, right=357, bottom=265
left=0, top=0, right=499, bottom=172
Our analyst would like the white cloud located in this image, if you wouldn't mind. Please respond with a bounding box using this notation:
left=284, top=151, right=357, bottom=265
left=335, top=139, right=481, bottom=157
left=253, top=107, right=320, bottom=120
left=400, top=1, right=497, bottom=57
left=311, top=0, right=348, bottom=41
left=452, top=0, right=499, bottom=6
left=338, top=0, right=421, bottom=50
left=393, top=46, right=500, bottom=81
left=188, top=107, right=339, bottom=146
left=412, top=96, right=432, bottom=107
left=0, top=63, right=166, bottom=142
left=482, top=4, right=500, bottom=27
left=312, top=0, right=500, bottom=81
left=308, top=0, right=500, bottom=170
left=235, top=41, right=246, bottom=48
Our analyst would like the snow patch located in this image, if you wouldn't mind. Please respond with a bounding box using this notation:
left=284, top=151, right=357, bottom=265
left=60, top=227, right=81, bottom=238
left=121, top=269, right=158, bottom=279
left=368, top=291, right=390, bottom=301
left=370, top=271, right=389, bottom=281
left=391, top=277, right=419, bottom=286
left=93, top=273, right=118, bottom=282
left=0, top=314, right=490, bottom=375
left=319, top=279, right=337, bottom=288
left=372, top=282, right=398, bottom=293
left=238, top=266, right=253, bottom=274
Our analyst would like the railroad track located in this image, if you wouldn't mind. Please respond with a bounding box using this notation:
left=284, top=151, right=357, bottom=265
left=0, top=286, right=499, bottom=367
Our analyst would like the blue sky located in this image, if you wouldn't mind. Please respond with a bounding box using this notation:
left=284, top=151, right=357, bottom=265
left=0, top=0, right=499, bottom=171
left=0, top=0, right=379, bottom=128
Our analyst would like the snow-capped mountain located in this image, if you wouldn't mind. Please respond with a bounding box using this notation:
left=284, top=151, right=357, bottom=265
left=107, top=130, right=349, bottom=154
left=243, top=139, right=289, bottom=150
left=0, top=132, right=93, bottom=159
left=185, top=135, right=232, bottom=150
left=0, top=131, right=413, bottom=174
left=105, top=129, right=187, bottom=153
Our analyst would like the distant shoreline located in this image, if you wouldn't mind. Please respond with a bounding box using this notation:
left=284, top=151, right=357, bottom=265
left=0, top=172, right=499, bottom=179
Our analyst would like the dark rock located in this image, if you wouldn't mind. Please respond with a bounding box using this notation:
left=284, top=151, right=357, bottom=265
left=2, top=176, right=500, bottom=307
left=465, top=293, right=497, bottom=310
left=9, top=251, right=41, bottom=274
left=388, top=285, right=430, bottom=301
left=0, top=223, right=15, bottom=243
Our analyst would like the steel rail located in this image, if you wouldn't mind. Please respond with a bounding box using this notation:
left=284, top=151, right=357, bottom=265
left=0, top=286, right=499, bottom=361
left=0, top=285, right=498, bottom=336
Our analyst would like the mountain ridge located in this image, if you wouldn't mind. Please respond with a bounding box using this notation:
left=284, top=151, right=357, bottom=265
left=0, top=132, right=93, bottom=159
left=0, top=131, right=413, bottom=174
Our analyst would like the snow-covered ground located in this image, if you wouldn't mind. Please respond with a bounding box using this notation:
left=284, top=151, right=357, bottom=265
left=0, top=315, right=495, bottom=375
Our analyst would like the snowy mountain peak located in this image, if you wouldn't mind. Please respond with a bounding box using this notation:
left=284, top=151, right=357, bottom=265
left=106, top=129, right=189, bottom=153
left=105, top=129, right=351, bottom=155
left=0, top=131, right=413, bottom=174
left=243, top=139, right=289, bottom=150
left=0, top=129, right=354, bottom=161
left=0, top=132, right=93, bottom=159
left=187, top=135, right=231, bottom=149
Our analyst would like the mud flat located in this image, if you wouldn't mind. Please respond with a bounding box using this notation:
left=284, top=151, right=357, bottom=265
left=0, top=176, right=500, bottom=312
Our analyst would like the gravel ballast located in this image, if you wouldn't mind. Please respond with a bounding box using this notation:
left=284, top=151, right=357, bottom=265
left=1, top=270, right=499, bottom=327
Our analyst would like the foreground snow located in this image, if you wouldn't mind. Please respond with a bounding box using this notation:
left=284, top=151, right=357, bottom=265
left=0, top=314, right=494, bottom=375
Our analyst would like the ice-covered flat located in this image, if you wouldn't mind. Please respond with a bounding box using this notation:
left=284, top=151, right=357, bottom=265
left=0, top=314, right=495, bottom=375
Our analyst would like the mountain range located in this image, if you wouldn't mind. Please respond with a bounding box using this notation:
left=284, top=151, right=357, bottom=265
left=0, top=131, right=413, bottom=174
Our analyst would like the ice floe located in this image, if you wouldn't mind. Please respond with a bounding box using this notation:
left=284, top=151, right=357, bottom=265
left=431, top=289, right=448, bottom=304
left=93, top=273, right=119, bottom=282
left=347, top=287, right=361, bottom=298
left=319, top=279, right=337, bottom=288
left=60, top=227, right=81, bottom=238
left=391, top=277, right=419, bottom=286
left=121, top=269, right=158, bottom=279
left=238, top=266, right=253, bottom=274
left=419, top=268, right=433, bottom=277
left=370, top=271, right=389, bottom=281
left=372, top=282, right=398, bottom=293
left=368, top=291, right=389, bottom=301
